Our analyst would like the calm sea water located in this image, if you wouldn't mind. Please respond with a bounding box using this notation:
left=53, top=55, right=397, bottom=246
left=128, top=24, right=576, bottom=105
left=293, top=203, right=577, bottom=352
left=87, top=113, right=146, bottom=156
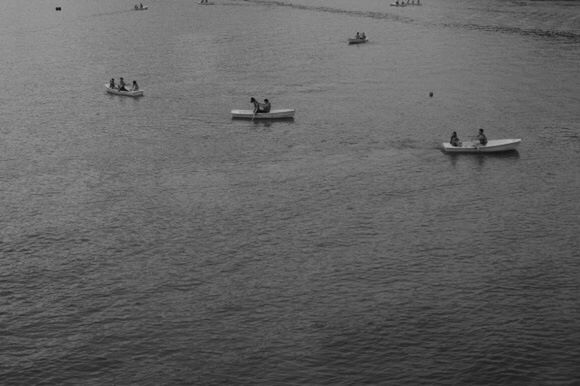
left=1, top=0, right=579, bottom=384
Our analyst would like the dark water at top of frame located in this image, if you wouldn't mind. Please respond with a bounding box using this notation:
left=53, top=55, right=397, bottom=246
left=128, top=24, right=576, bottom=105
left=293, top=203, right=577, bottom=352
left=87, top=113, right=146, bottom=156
left=0, top=0, right=579, bottom=384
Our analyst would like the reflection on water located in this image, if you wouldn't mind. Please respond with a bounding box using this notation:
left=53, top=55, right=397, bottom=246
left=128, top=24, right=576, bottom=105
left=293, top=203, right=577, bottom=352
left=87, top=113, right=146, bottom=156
left=447, top=150, right=520, bottom=168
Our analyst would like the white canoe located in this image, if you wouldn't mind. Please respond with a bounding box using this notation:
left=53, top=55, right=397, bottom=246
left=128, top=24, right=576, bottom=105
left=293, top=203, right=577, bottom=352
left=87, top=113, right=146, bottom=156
left=442, top=139, right=521, bottom=153
left=105, top=84, right=144, bottom=97
left=348, top=38, right=368, bottom=44
left=231, top=109, right=295, bottom=119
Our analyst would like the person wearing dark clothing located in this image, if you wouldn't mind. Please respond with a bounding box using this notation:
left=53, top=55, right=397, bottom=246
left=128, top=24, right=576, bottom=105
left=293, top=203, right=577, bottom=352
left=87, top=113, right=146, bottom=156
left=450, top=131, right=460, bottom=147
left=477, top=129, right=488, bottom=145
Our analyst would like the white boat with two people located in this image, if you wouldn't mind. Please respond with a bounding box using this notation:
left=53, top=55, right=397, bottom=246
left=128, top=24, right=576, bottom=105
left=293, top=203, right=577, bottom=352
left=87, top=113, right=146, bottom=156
left=442, top=138, right=521, bottom=153
left=232, top=97, right=295, bottom=119
left=231, top=109, right=295, bottom=119
left=348, top=37, right=368, bottom=44
left=348, top=32, right=368, bottom=45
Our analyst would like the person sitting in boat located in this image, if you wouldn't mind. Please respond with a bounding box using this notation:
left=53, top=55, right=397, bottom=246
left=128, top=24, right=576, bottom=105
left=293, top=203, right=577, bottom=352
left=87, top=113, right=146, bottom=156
left=262, top=99, right=271, bottom=113
left=109, top=78, right=116, bottom=89
left=361, top=32, right=366, bottom=40
left=140, top=3, right=144, bottom=8
left=450, top=131, right=461, bottom=147
left=118, top=77, right=127, bottom=91
left=476, top=129, right=488, bottom=145
left=132, top=80, right=139, bottom=91
left=251, top=97, right=262, bottom=113
left=355, top=32, right=360, bottom=39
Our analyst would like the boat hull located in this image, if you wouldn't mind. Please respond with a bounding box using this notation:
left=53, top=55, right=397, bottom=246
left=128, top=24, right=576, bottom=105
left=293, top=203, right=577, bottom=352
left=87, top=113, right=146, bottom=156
left=442, top=139, right=521, bottom=153
left=348, top=38, right=368, bottom=44
left=231, top=109, right=295, bottom=119
left=105, top=84, right=144, bottom=97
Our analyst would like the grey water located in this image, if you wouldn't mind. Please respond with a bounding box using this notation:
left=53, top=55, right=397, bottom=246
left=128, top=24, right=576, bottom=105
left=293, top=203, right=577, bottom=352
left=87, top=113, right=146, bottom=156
left=1, top=0, right=579, bottom=384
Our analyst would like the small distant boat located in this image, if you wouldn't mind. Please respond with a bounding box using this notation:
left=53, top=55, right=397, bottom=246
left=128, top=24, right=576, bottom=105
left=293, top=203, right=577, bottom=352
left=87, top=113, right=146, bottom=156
left=442, top=139, right=521, bottom=153
left=105, top=84, right=144, bottom=97
left=231, top=109, right=295, bottom=119
left=391, top=0, right=421, bottom=5
left=134, top=5, right=148, bottom=10
left=348, top=37, right=368, bottom=45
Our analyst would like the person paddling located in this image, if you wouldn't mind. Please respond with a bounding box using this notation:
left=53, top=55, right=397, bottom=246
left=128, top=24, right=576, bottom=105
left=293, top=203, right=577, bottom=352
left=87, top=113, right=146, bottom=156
left=250, top=97, right=267, bottom=113
left=250, top=97, right=260, bottom=113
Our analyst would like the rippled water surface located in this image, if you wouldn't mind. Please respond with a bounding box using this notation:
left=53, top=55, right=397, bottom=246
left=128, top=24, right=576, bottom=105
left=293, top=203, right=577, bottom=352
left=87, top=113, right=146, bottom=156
left=1, top=0, right=579, bottom=384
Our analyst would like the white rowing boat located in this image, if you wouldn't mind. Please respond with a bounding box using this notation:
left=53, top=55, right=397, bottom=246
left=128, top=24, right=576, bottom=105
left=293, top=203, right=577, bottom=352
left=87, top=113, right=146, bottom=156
left=105, top=84, right=144, bottom=97
left=442, top=139, right=521, bottom=153
left=390, top=1, right=421, bottom=6
left=231, top=109, right=295, bottom=119
left=348, top=37, right=368, bottom=45
left=134, top=5, right=148, bottom=10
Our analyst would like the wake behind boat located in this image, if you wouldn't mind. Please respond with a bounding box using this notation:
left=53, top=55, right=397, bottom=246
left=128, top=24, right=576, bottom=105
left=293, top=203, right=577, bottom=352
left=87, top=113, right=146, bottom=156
left=105, top=83, right=144, bottom=97
left=442, top=138, right=521, bottom=153
left=231, top=109, right=295, bottom=119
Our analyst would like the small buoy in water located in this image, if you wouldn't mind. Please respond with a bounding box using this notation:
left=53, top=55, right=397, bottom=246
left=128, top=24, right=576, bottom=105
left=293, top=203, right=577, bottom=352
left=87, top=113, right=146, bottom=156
left=429, top=92, right=433, bottom=97
left=56, top=6, right=61, bottom=10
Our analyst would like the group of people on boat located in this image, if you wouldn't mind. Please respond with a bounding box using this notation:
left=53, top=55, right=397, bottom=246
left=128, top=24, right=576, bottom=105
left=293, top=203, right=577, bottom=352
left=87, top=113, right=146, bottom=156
left=392, top=0, right=421, bottom=6
left=134, top=3, right=145, bottom=9
left=450, top=129, right=487, bottom=147
left=250, top=97, right=271, bottom=114
left=109, top=77, right=139, bottom=92
left=354, top=32, right=367, bottom=40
